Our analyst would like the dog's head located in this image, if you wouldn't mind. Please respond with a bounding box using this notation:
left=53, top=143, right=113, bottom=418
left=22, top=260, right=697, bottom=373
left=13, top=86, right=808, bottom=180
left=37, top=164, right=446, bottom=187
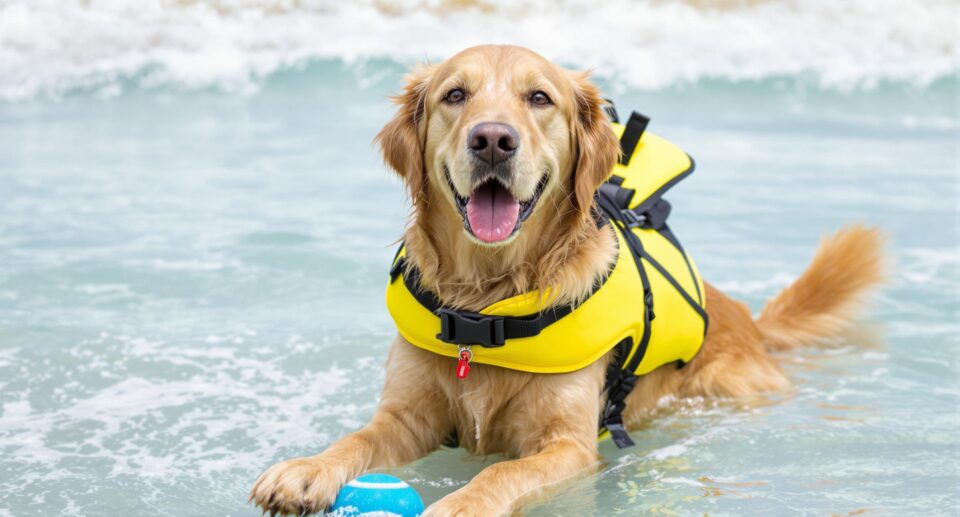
left=377, top=45, right=619, bottom=247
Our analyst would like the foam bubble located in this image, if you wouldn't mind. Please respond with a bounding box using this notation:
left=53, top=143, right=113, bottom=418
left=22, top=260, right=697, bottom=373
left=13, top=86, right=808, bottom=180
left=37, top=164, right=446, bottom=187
left=648, top=443, right=688, bottom=460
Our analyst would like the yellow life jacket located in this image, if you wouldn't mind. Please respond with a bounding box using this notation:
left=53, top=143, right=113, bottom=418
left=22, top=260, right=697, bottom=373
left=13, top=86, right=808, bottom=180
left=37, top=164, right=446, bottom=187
left=385, top=110, right=708, bottom=448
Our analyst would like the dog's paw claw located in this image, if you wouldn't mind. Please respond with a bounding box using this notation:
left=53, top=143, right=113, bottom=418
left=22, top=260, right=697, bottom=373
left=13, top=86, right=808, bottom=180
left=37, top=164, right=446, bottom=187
left=250, top=457, right=342, bottom=516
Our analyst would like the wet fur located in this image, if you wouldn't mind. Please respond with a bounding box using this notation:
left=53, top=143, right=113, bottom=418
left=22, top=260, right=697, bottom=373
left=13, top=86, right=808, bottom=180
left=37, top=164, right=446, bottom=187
left=251, top=46, right=886, bottom=516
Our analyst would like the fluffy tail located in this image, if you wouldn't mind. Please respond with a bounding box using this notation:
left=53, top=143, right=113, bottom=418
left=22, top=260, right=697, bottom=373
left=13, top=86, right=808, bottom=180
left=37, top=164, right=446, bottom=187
left=756, top=225, right=887, bottom=351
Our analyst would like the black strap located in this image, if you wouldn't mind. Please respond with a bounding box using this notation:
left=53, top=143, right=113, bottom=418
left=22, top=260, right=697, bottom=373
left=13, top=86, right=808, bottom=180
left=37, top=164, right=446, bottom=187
left=618, top=111, right=649, bottom=166
left=594, top=173, right=708, bottom=448
left=435, top=304, right=574, bottom=348
left=597, top=193, right=656, bottom=374
left=598, top=180, right=635, bottom=210
left=390, top=255, right=605, bottom=348
left=389, top=246, right=406, bottom=281
left=602, top=412, right=635, bottom=449
left=594, top=191, right=657, bottom=449
left=595, top=180, right=706, bottom=333
left=392, top=256, right=444, bottom=314
left=618, top=198, right=672, bottom=231
left=599, top=339, right=638, bottom=448
left=660, top=223, right=704, bottom=305
left=602, top=98, right=620, bottom=123
left=637, top=248, right=709, bottom=328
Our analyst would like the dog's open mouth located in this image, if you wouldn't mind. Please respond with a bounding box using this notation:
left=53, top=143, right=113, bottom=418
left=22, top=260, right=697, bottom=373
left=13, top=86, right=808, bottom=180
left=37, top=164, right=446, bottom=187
left=447, top=169, right=548, bottom=243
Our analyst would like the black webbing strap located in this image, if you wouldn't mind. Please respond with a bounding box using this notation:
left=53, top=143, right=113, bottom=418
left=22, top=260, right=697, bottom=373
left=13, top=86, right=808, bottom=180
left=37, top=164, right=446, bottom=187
left=598, top=180, right=707, bottom=337
left=436, top=305, right=573, bottom=349
left=599, top=338, right=638, bottom=448
left=390, top=254, right=604, bottom=348
left=637, top=248, right=709, bottom=330
left=598, top=194, right=656, bottom=372
left=595, top=177, right=706, bottom=330
left=388, top=246, right=406, bottom=281
left=659, top=224, right=704, bottom=305
left=618, top=111, right=650, bottom=166
left=594, top=189, right=657, bottom=448
left=391, top=255, right=443, bottom=312
left=598, top=180, right=635, bottom=209
left=602, top=98, right=620, bottom=123
left=619, top=198, right=672, bottom=232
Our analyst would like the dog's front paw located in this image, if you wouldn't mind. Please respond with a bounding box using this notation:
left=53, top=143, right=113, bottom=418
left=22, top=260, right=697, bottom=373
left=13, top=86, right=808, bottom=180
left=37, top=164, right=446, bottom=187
left=250, top=457, right=342, bottom=516
left=423, top=490, right=508, bottom=517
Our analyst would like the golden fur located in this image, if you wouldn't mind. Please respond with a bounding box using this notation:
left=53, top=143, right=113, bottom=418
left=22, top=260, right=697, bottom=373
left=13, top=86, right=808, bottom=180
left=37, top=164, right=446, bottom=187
left=251, top=45, right=886, bottom=516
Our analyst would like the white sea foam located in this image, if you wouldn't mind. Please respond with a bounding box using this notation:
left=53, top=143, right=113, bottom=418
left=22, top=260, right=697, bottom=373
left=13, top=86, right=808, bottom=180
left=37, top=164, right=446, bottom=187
left=73, top=283, right=133, bottom=296
left=147, top=258, right=225, bottom=271
left=647, top=443, right=688, bottom=460
left=899, top=247, right=960, bottom=285
left=0, top=0, right=955, bottom=101
left=0, top=332, right=357, bottom=488
left=711, top=272, right=796, bottom=297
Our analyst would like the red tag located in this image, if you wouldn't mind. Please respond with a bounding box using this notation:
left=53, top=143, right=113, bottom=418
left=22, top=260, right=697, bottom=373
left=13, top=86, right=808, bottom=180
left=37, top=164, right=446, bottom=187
left=456, top=350, right=471, bottom=379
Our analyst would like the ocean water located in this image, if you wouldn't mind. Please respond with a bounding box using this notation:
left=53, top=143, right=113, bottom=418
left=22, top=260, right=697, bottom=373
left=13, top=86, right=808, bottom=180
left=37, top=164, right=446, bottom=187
left=0, top=1, right=958, bottom=516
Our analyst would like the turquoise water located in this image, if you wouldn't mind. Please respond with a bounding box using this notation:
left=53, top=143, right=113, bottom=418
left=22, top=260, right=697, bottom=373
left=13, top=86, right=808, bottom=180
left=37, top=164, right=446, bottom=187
left=0, top=59, right=957, bottom=516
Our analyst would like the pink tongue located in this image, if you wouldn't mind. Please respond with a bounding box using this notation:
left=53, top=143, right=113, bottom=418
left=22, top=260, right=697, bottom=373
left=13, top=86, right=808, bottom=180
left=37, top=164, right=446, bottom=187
left=466, top=181, right=520, bottom=243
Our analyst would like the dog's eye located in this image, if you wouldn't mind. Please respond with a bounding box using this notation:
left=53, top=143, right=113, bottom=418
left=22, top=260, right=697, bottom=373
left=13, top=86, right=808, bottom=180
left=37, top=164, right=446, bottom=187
left=443, top=88, right=466, bottom=104
left=529, top=91, right=552, bottom=106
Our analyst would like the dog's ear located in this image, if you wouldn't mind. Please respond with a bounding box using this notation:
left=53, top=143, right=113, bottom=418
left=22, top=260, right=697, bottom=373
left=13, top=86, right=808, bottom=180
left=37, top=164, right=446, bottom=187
left=375, top=65, right=436, bottom=203
left=569, top=71, right=620, bottom=219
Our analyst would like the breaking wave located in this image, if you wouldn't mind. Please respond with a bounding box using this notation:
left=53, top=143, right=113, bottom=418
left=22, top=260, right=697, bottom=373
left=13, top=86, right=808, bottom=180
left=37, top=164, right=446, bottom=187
left=0, top=0, right=956, bottom=101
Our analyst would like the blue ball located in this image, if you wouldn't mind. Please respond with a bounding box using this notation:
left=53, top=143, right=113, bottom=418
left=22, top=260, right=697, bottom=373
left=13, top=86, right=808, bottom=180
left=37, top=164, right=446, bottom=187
left=329, top=474, right=424, bottom=517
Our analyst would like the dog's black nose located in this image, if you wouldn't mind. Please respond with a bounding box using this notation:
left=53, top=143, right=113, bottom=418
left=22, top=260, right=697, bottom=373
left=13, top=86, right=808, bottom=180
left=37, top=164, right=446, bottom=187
left=468, top=122, right=518, bottom=166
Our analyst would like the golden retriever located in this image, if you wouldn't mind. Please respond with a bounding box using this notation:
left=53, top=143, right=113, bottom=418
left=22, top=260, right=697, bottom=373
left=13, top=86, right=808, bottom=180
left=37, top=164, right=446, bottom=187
left=251, top=45, right=885, bottom=516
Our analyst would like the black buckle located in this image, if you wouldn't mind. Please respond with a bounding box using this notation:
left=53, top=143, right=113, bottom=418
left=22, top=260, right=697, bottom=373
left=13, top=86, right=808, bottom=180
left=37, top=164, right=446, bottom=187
left=620, top=208, right=646, bottom=228
left=645, top=199, right=671, bottom=229
left=436, top=309, right=506, bottom=348
left=619, top=200, right=671, bottom=230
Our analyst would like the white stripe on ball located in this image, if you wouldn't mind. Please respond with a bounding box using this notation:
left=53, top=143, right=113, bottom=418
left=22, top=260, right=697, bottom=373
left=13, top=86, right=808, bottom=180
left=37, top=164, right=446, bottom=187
left=345, top=480, right=410, bottom=490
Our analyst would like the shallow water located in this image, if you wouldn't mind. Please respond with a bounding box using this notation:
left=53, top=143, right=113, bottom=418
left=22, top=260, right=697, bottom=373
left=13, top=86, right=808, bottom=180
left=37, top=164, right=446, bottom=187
left=1, top=12, right=958, bottom=516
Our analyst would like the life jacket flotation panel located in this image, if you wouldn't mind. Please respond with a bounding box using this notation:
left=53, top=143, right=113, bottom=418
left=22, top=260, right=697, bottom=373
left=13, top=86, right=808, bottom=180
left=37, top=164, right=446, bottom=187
left=385, top=109, right=708, bottom=448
